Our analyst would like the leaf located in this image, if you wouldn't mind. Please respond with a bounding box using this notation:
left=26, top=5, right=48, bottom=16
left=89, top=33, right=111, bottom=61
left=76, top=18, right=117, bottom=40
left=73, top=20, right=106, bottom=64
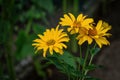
left=25, top=6, right=45, bottom=19
left=47, top=56, right=64, bottom=70
left=85, top=64, right=97, bottom=71
left=33, top=58, right=46, bottom=78
left=76, top=57, right=85, bottom=66
left=90, top=47, right=100, bottom=56
left=56, top=51, right=77, bottom=69
left=86, top=64, right=103, bottom=71
left=86, top=77, right=101, bottom=80
left=15, top=30, right=28, bottom=54
left=32, top=23, right=46, bottom=34
left=19, top=6, right=46, bottom=22
left=15, top=31, right=36, bottom=60
left=16, top=43, right=34, bottom=60
left=32, top=0, right=54, bottom=14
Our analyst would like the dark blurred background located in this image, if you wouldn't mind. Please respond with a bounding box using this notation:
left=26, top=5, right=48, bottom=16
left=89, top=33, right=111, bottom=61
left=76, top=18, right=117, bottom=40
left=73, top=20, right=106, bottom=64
left=0, top=0, right=120, bottom=80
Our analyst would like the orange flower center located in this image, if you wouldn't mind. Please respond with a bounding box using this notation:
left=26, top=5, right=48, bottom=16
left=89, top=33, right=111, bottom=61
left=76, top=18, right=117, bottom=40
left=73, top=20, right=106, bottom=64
left=88, top=28, right=97, bottom=36
left=73, top=21, right=81, bottom=28
left=47, top=39, right=56, bottom=46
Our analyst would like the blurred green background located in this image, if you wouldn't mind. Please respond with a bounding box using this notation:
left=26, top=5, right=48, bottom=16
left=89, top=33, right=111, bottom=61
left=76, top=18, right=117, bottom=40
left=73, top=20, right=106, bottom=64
left=0, top=0, right=120, bottom=80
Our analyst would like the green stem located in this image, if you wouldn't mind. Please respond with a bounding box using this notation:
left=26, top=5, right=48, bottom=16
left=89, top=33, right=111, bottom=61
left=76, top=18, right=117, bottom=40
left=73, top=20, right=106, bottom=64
left=80, top=46, right=82, bottom=59
left=68, top=73, right=70, bottom=80
left=102, top=0, right=107, bottom=15
left=6, top=50, right=16, bottom=80
left=0, top=63, right=4, bottom=80
left=25, top=18, right=32, bottom=35
left=77, top=46, right=82, bottom=80
left=83, top=55, right=94, bottom=78
left=1, top=0, right=16, bottom=79
left=73, top=0, right=79, bottom=15
left=33, top=57, right=46, bottom=79
left=71, top=34, right=78, bottom=53
left=55, top=54, right=71, bottom=80
left=5, top=35, right=16, bottom=80
left=81, top=45, right=89, bottom=80
left=81, top=43, right=96, bottom=80
left=62, top=0, right=67, bottom=13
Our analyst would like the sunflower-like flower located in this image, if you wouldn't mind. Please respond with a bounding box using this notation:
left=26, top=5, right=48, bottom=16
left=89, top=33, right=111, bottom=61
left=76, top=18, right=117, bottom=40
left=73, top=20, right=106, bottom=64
left=59, top=13, right=94, bottom=34
left=76, top=20, right=111, bottom=48
left=32, top=25, right=69, bottom=57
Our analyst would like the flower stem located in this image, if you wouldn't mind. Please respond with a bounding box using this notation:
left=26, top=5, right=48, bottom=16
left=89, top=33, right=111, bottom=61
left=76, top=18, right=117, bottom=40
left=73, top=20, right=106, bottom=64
left=62, top=0, right=67, bottom=13
left=71, top=34, right=78, bottom=53
left=83, top=54, right=94, bottom=79
left=73, top=0, right=79, bottom=15
left=80, top=46, right=82, bottom=59
left=5, top=23, right=16, bottom=80
left=77, top=46, right=82, bottom=80
left=81, top=45, right=89, bottom=80
left=0, top=63, right=4, bottom=80
left=25, top=18, right=32, bottom=35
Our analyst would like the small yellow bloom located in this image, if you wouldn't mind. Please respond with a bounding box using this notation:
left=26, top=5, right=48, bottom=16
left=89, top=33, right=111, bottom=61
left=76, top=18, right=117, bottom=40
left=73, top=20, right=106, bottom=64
left=77, top=20, right=111, bottom=48
left=32, top=25, right=69, bottom=57
left=59, top=13, right=93, bottom=34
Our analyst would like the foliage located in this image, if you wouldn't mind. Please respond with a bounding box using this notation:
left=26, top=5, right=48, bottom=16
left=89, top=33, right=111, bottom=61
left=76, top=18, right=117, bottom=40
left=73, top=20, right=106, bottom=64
left=0, top=0, right=54, bottom=80
left=0, top=0, right=111, bottom=80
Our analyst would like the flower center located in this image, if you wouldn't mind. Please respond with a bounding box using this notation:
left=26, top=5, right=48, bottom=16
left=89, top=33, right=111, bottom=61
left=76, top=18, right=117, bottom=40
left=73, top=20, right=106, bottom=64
left=88, top=28, right=97, bottom=36
left=47, top=39, right=56, bottom=46
left=73, top=21, right=81, bottom=28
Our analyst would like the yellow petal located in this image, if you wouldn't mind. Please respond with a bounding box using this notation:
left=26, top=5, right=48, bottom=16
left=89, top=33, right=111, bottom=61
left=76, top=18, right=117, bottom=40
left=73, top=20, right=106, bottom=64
left=82, top=18, right=93, bottom=29
left=99, top=37, right=110, bottom=45
left=64, top=14, right=73, bottom=23
left=77, top=14, right=83, bottom=21
left=68, top=13, right=75, bottom=21
left=96, top=20, right=102, bottom=31
left=75, top=28, right=79, bottom=33
left=101, top=25, right=111, bottom=33
left=87, top=37, right=93, bottom=44
left=53, top=47, right=59, bottom=53
left=43, top=47, right=48, bottom=57
left=59, top=49, right=63, bottom=55
left=58, top=37, right=69, bottom=43
left=70, top=29, right=76, bottom=34
left=78, top=36, right=87, bottom=45
left=67, top=27, right=72, bottom=32
left=94, top=38, right=102, bottom=48
left=53, top=46, right=63, bottom=55
left=49, top=46, right=53, bottom=55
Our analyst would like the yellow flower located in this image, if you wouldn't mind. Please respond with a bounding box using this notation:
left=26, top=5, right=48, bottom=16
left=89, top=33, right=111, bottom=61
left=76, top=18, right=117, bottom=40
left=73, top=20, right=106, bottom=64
left=77, top=20, right=111, bottom=48
left=32, top=25, right=69, bottom=57
left=59, top=13, right=93, bottom=34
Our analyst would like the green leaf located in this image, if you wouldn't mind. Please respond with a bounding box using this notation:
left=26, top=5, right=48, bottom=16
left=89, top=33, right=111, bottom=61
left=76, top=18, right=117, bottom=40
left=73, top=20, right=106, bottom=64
left=86, top=77, right=101, bottom=80
left=86, top=64, right=103, bottom=71
left=69, top=69, right=83, bottom=77
left=15, top=30, right=28, bottom=54
left=32, top=0, right=54, bottom=14
left=85, top=64, right=97, bottom=71
left=33, top=58, right=46, bottom=78
left=57, top=51, right=77, bottom=69
left=15, top=31, right=36, bottom=60
left=76, top=57, right=84, bottom=66
left=90, top=47, right=100, bottom=56
left=16, top=43, right=34, bottom=60
left=25, top=6, right=45, bottom=19
left=47, top=51, right=78, bottom=77
left=47, top=56, right=64, bottom=70
left=19, top=6, right=46, bottom=22
left=32, top=23, right=46, bottom=34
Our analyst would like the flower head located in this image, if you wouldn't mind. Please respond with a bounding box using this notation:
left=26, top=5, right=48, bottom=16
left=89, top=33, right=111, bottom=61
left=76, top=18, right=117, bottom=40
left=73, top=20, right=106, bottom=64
left=77, top=20, right=111, bottom=48
left=32, top=25, right=69, bottom=57
left=59, top=13, right=93, bottom=34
